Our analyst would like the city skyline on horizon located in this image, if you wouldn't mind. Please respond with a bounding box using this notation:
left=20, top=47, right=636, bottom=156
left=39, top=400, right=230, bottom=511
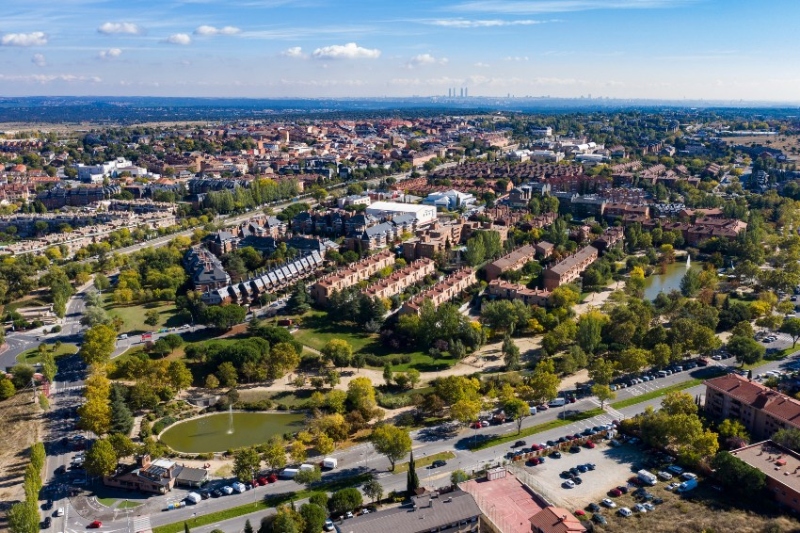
left=0, top=0, right=799, bottom=101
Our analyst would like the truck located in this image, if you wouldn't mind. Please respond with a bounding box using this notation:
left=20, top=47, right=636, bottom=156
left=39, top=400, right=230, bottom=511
left=185, top=492, right=202, bottom=505
left=280, top=468, right=299, bottom=479
left=299, top=464, right=316, bottom=472
left=322, top=457, right=338, bottom=470
left=676, top=478, right=698, bottom=493
left=548, top=398, right=566, bottom=408
left=637, top=469, right=658, bottom=486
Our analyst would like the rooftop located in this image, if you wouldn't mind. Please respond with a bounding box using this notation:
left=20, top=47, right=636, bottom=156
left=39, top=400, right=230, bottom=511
left=339, top=489, right=481, bottom=533
left=705, top=374, right=800, bottom=428
left=460, top=470, right=544, bottom=533
left=732, top=441, right=800, bottom=495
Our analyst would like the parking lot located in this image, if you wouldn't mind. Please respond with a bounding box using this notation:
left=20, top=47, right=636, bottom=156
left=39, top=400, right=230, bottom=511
left=517, top=440, right=648, bottom=509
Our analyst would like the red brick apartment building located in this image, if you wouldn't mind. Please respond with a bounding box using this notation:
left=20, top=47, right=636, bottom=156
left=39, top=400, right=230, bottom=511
left=542, top=246, right=599, bottom=291
left=704, top=374, right=800, bottom=441
left=310, top=250, right=394, bottom=304
left=400, top=268, right=476, bottom=315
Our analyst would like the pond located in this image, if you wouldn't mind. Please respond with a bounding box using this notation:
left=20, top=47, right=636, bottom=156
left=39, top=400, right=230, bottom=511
left=642, top=258, right=701, bottom=301
left=159, top=411, right=306, bottom=453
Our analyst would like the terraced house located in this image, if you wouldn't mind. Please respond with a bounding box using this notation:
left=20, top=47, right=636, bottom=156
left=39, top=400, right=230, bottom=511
left=310, top=250, right=395, bottom=304
left=363, top=258, right=436, bottom=300
left=400, top=267, right=476, bottom=315
left=542, top=245, right=599, bottom=291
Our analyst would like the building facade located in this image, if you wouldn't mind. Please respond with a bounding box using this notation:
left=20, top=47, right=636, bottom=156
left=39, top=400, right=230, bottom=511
left=310, top=250, right=395, bottom=304
left=542, top=245, right=599, bottom=291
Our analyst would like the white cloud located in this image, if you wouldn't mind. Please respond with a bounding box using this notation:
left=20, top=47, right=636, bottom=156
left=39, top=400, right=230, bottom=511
left=164, top=33, right=192, bottom=45
left=98, top=48, right=122, bottom=60
left=194, top=25, right=241, bottom=36
left=454, top=0, right=694, bottom=14
left=504, top=56, right=529, bottom=61
left=312, top=42, right=380, bottom=60
left=0, top=74, right=102, bottom=84
left=31, top=53, right=46, bottom=67
left=1, top=32, right=48, bottom=47
left=406, top=54, right=448, bottom=68
left=97, top=22, right=142, bottom=35
left=281, top=46, right=306, bottom=58
left=427, top=19, right=545, bottom=27
left=474, top=62, right=491, bottom=68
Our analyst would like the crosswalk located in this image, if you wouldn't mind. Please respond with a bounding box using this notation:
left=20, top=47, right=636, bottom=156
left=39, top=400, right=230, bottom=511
left=132, top=516, right=152, bottom=533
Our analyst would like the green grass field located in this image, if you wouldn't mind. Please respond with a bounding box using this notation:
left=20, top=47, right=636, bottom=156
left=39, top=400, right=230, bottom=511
left=103, top=296, right=183, bottom=334
left=17, top=343, right=78, bottom=365
left=394, top=451, right=455, bottom=473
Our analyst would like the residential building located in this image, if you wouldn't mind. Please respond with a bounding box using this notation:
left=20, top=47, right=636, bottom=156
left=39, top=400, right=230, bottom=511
left=529, top=507, right=587, bottom=533
left=202, top=251, right=324, bottom=305
left=340, top=489, right=481, bottom=533
left=400, top=267, right=476, bottom=315
left=486, top=280, right=551, bottom=307
left=337, top=194, right=372, bottom=208
left=542, top=245, right=599, bottom=291
left=704, top=374, right=800, bottom=441
left=534, top=241, right=554, bottom=259
left=184, top=247, right=231, bottom=291
left=730, top=441, right=800, bottom=514
left=310, top=250, right=395, bottom=304
left=591, top=226, right=625, bottom=253
left=423, top=189, right=476, bottom=210
left=402, top=220, right=463, bottom=261
left=366, top=201, right=437, bottom=225
left=103, top=455, right=208, bottom=495
left=363, top=258, right=436, bottom=300
left=485, top=245, right=537, bottom=282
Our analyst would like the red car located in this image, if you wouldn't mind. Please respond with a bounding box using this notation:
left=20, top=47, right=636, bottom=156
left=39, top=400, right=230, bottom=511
left=88, top=521, right=102, bottom=529
left=609, top=488, right=623, bottom=497
left=470, top=421, right=482, bottom=429
left=617, top=485, right=629, bottom=494
left=267, top=473, right=278, bottom=483
left=257, top=476, right=268, bottom=485
left=527, top=457, right=541, bottom=466
left=584, top=441, right=596, bottom=449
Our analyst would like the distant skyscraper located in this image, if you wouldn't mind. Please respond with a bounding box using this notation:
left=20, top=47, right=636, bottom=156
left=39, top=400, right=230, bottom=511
left=465, top=87, right=468, bottom=98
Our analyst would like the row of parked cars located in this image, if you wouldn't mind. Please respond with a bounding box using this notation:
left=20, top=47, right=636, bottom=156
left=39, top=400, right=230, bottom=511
left=186, top=474, right=280, bottom=503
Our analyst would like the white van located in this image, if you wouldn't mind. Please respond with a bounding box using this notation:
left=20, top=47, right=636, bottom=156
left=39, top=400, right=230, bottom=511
left=548, top=398, right=567, bottom=408
left=657, top=370, right=668, bottom=378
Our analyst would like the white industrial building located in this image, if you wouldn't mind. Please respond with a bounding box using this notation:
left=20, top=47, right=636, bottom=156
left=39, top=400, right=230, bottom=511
left=75, top=157, right=148, bottom=183
left=365, top=201, right=437, bottom=225
left=422, top=189, right=476, bottom=210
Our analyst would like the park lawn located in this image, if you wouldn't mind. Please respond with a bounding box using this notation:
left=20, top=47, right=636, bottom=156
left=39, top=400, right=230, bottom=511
left=103, top=296, right=183, bottom=335
left=394, top=451, right=455, bottom=473
left=17, top=343, right=78, bottom=365
left=1, top=295, right=49, bottom=316
left=292, top=310, right=375, bottom=353
left=118, top=500, right=142, bottom=509
left=97, top=497, right=117, bottom=507
left=468, top=408, right=604, bottom=450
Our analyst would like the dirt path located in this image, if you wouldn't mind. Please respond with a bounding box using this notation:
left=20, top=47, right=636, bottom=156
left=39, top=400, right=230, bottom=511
left=573, top=281, right=625, bottom=316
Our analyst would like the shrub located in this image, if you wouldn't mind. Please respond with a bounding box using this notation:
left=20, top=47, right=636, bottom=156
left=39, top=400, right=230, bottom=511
left=152, top=416, right=177, bottom=435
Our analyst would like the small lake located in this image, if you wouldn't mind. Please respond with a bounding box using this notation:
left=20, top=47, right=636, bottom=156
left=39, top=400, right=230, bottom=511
left=159, top=412, right=306, bottom=453
left=643, top=260, right=701, bottom=301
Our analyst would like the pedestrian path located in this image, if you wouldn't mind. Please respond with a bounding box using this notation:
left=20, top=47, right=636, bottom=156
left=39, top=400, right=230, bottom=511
left=132, top=516, right=152, bottom=533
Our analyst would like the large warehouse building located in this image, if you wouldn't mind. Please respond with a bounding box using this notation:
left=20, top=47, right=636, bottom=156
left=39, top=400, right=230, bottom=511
left=366, top=201, right=437, bottom=225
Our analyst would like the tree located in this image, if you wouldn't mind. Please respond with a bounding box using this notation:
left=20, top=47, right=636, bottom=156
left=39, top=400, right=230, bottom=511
left=80, top=324, right=117, bottom=366
left=202, top=304, right=247, bottom=330
left=525, top=361, right=560, bottom=405
left=262, top=437, right=287, bottom=471
left=267, top=343, right=301, bottom=380
left=362, top=476, right=383, bottom=504
left=450, top=399, right=481, bottom=426
left=727, top=335, right=766, bottom=365
left=328, top=487, right=363, bottom=515
left=680, top=269, right=702, bottom=297
left=718, top=419, right=749, bottom=441
left=322, top=339, right=353, bottom=369
left=294, top=465, right=322, bottom=487
left=407, top=451, right=420, bottom=495
left=299, top=504, right=326, bottom=533
left=8, top=501, right=38, bottom=533
left=286, top=282, right=311, bottom=315
left=592, top=384, right=616, bottom=410
left=772, top=428, right=800, bottom=452
left=217, top=361, right=238, bottom=387
left=315, top=434, right=335, bottom=456
left=502, top=335, right=521, bottom=370
left=711, top=451, right=766, bottom=498
left=85, top=438, right=118, bottom=477
left=618, top=348, right=650, bottom=374
left=144, top=309, right=160, bottom=327
left=205, top=374, right=220, bottom=389
left=371, top=425, right=411, bottom=471
left=108, top=433, right=137, bottom=459
left=0, top=377, right=15, bottom=400
left=289, top=440, right=307, bottom=464
left=78, top=397, right=112, bottom=436
left=346, top=377, right=377, bottom=418
left=504, top=398, right=529, bottom=434
left=81, top=306, right=111, bottom=328
left=233, top=447, right=262, bottom=482
left=450, top=469, right=469, bottom=486
left=577, top=311, right=607, bottom=354
left=167, top=360, right=193, bottom=392
left=243, top=520, right=253, bottom=533
left=781, top=317, right=800, bottom=348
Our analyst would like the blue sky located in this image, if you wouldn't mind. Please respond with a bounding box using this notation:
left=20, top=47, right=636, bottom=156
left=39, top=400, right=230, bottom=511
left=0, top=0, right=798, bottom=100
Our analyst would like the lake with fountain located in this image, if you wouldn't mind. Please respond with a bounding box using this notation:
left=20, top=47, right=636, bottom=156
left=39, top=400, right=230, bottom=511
left=159, top=410, right=306, bottom=453
left=642, top=256, right=701, bottom=301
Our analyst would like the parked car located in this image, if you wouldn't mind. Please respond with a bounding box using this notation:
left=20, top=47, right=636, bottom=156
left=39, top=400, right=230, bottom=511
left=657, top=471, right=673, bottom=480
left=588, top=503, right=601, bottom=512
left=54, top=509, right=64, bottom=517
left=512, top=440, right=526, bottom=448
left=431, top=460, right=447, bottom=468
left=667, top=465, right=684, bottom=475
left=609, top=488, right=623, bottom=497
left=616, top=485, right=629, bottom=494
left=550, top=451, right=562, bottom=459
left=345, top=511, right=354, bottom=519
left=618, top=508, right=633, bottom=517
left=584, top=441, right=595, bottom=449
left=592, top=514, right=607, bottom=525
left=633, top=503, right=647, bottom=513
left=43, top=517, right=52, bottom=529
left=569, top=445, right=581, bottom=453
left=601, top=498, right=617, bottom=508
left=643, top=502, right=656, bottom=511
left=666, top=482, right=681, bottom=491
left=584, top=463, right=596, bottom=470
left=562, top=480, right=575, bottom=489
left=323, top=519, right=335, bottom=531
